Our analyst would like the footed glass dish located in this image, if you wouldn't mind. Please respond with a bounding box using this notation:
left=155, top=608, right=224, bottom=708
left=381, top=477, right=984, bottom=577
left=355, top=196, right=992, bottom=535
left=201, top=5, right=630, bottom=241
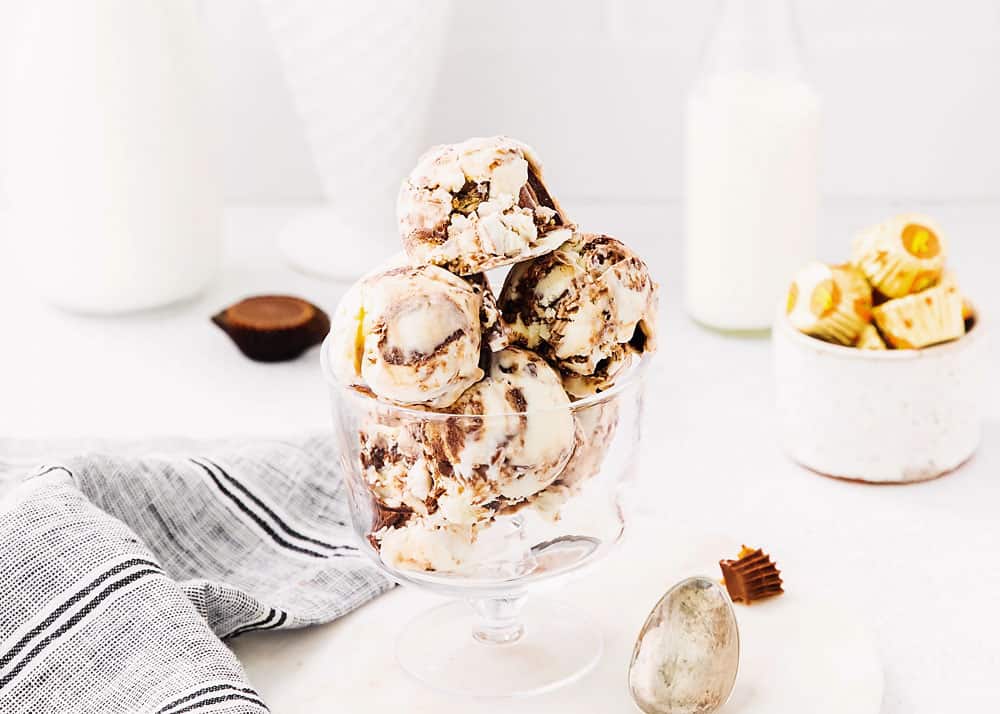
left=322, top=337, right=648, bottom=697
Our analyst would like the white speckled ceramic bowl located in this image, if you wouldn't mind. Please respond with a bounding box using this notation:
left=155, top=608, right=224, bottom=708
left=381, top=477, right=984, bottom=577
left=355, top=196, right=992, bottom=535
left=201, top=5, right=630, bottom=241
left=773, top=308, right=983, bottom=483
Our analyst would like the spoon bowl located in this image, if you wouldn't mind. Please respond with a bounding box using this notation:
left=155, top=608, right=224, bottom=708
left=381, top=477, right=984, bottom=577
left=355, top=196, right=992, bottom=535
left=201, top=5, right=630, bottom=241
left=628, top=576, right=740, bottom=714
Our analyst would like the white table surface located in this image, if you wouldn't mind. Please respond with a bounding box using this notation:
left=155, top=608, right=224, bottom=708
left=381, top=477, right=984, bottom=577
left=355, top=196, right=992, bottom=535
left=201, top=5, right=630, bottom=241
left=1, top=200, right=998, bottom=712
left=230, top=520, right=884, bottom=714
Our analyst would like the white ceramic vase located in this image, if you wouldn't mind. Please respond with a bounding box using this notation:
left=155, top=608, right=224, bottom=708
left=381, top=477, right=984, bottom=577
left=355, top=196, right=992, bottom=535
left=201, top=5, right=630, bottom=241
left=258, top=0, right=453, bottom=279
left=2, top=0, right=222, bottom=314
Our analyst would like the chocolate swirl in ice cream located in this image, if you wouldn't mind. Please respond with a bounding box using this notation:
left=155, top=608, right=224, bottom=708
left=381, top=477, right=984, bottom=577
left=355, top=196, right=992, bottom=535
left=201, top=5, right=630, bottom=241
left=423, top=347, right=577, bottom=518
left=498, top=398, right=620, bottom=523
left=325, top=136, right=661, bottom=575
left=397, top=136, right=573, bottom=275
left=463, top=272, right=510, bottom=353
left=330, top=264, right=493, bottom=408
left=358, top=347, right=578, bottom=569
left=499, top=232, right=659, bottom=397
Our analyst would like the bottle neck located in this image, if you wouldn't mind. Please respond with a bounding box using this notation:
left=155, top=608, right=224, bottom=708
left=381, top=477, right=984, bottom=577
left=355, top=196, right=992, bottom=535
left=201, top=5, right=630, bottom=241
left=701, top=0, right=808, bottom=81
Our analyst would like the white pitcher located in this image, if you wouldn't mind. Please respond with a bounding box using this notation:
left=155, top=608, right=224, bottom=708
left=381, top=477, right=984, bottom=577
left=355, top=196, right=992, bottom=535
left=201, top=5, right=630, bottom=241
left=2, top=0, right=221, bottom=314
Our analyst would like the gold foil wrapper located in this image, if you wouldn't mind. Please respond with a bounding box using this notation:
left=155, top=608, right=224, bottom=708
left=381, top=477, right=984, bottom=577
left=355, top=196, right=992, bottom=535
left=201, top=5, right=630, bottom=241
left=786, top=262, right=872, bottom=346
left=872, top=283, right=965, bottom=349
left=855, top=323, right=887, bottom=350
left=852, top=215, right=946, bottom=298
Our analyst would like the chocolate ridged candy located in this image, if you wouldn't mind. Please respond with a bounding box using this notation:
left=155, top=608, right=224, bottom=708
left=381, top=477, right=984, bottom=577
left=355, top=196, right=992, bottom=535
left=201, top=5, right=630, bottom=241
left=212, top=295, right=330, bottom=362
left=719, top=546, right=784, bottom=604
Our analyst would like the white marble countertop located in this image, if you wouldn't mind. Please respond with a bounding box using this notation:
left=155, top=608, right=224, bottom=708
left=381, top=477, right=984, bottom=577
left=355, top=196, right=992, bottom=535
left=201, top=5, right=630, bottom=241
left=1, top=200, right=998, bottom=712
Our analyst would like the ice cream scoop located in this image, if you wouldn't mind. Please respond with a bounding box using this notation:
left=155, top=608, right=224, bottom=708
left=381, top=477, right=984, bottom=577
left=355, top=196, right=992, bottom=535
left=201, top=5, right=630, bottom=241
left=562, top=400, right=619, bottom=488
left=377, top=516, right=478, bottom=573
left=500, top=399, right=620, bottom=523
left=329, top=264, right=486, bottom=408
left=357, top=409, right=434, bottom=518
left=397, top=136, right=573, bottom=275
left=426, top=347, right=577, bottom=510
left=364, top=347, right=577, bottom=571
left=499, top=232, right=659, bottom=397
left=464, top=272, right=510, bottom=352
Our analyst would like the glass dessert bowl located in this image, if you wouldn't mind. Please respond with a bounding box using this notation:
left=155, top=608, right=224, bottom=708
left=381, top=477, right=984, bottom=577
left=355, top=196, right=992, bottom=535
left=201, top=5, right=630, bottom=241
left=322, top=338, right=648, bottom=697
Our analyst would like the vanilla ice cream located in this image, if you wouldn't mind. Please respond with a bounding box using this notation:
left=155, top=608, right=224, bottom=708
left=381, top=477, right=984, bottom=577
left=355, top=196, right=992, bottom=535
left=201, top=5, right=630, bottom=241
left=397, top=136, right=572, bottom=275
left=329, top=264, right=487, bottom=407
left=502, top=399, right=620, bottom=522
left=377, top=516, right=478, bottom=573
left=426, top=347, right=576, bottom=506
left=500, top=232, right=658, bottom=397
left=363, top=347, right=578, bottom=572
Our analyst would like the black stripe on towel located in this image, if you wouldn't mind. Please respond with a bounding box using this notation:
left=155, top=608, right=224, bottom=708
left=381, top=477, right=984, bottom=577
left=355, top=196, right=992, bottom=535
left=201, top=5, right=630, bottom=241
left=189, top=459, right=342, bottom=560
left=27, top=465, right=75, bottom=481
left=226, top=610, right=288, bottom=640
left=171, top=691, right=269, bottom=713
left=203, top=458, right=354, bottom=554
left=0, top=567, right=163, bottom=689
left=157, top=683, right=266, bottom=714
left=222, top=608, right=275, bottom=639
left=0, top=558, right=161, bottom=672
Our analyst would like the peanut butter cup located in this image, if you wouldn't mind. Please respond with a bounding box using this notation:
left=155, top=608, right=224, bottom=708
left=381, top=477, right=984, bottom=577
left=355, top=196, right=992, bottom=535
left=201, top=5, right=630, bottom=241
left=212, top=295, right=330, bottom=362
left=720, top=546, right=784, bottom=604
left=872, top=282, right=965, bottom=349
left=785, top=262, right=872, bottom=346
left=855, top=323, right=887, bottom=350
left=852, top=215, right=946, bottom=298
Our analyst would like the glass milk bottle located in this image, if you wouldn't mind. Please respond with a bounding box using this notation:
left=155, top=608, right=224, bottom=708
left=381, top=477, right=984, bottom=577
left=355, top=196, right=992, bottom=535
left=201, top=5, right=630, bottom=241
left=2, top=0, right=221, bottom=314
left=684, top=0, right=820, bottom=332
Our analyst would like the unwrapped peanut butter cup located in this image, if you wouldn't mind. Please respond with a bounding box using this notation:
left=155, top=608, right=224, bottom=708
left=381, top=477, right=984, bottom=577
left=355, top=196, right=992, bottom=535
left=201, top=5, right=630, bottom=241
left=852, top=215, right=946, bottom=298
left=212, top=295, right=330, bottom=362
left=938, top=271, right=976, bottom=324
left=786, top=262, right=872, bottom=346
left=871, top=282, right=965, bottom=349
left=720, top=545, right=784, bottom=604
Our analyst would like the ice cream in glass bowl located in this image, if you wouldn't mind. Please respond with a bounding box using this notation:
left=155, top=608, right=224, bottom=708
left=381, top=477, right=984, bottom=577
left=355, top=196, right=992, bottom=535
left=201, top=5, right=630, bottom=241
left=322, top=343, right=649, bottom=696
left=321, top=136, right=659, bottom=696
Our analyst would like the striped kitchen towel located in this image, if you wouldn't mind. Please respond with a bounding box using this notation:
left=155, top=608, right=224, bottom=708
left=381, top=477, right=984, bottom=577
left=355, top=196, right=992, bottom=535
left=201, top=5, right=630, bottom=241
left=0, top=435, right=391, bottom=713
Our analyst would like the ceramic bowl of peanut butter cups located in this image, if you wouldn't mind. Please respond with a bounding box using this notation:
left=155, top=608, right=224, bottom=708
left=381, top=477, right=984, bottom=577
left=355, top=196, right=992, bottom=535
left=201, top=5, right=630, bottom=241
left=774, top=215, right=983, bottom=483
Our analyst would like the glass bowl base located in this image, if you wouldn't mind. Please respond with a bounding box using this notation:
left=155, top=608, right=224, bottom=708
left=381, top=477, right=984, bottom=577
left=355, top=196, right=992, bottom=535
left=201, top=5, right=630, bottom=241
left=395, top=596, right=603, bottom=698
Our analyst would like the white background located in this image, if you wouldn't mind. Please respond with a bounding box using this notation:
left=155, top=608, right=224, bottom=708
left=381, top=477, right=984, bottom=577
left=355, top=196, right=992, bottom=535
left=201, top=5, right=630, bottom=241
left=0, top=0, right=999, bottom=205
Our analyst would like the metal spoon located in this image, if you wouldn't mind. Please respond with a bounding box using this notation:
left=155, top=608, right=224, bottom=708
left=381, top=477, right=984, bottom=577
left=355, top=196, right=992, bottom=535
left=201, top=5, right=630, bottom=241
left=628, top=576, right=740, bottom=714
